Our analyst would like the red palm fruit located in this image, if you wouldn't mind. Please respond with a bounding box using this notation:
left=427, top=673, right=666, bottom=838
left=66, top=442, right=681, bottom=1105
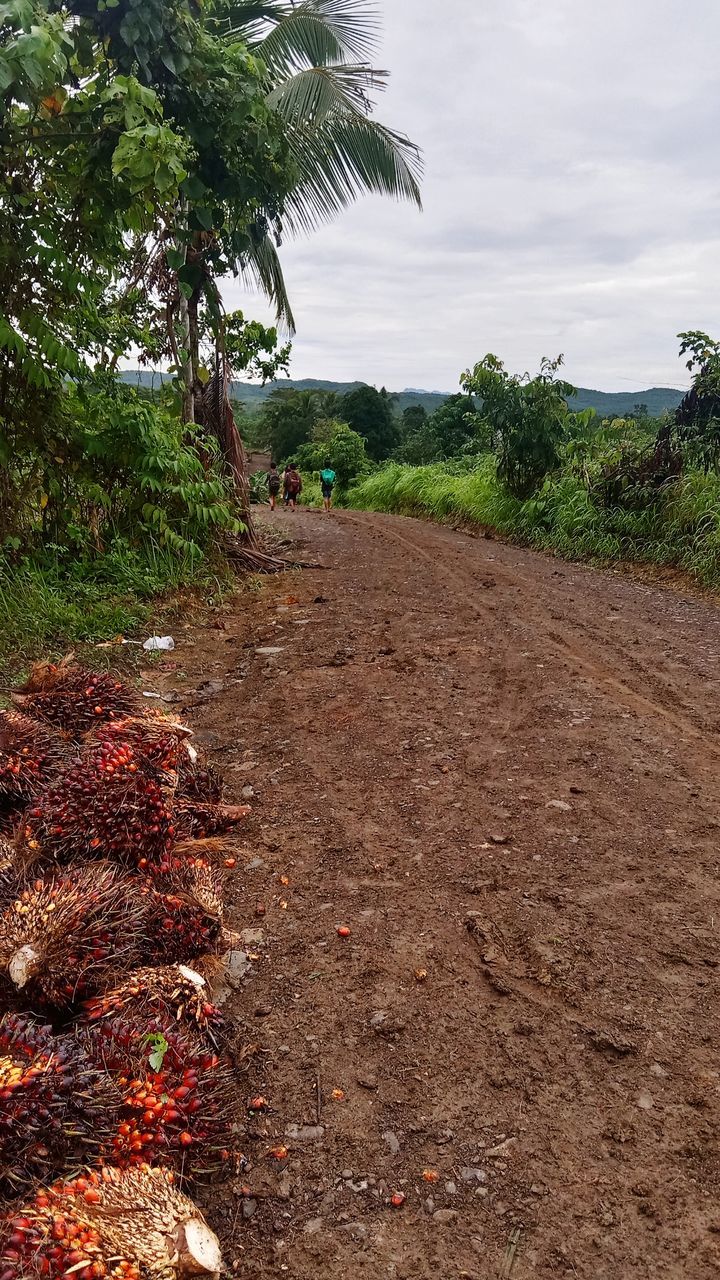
left=86, top=717, right=191, bottom=782
left=0, top=863, right=149, bottom=1010
left=21, top=735, right=177, bottom=869
left=0, top=711, right=75, bottom=807
left=0, top=1014, right=119, bottom=1195
left=12, top=660, right=144, bottom=738
left=0, top=1165, right=223, bottom=1278
left=83, top=1019, right=237, bottom=1180
left=80, top=965, right=225, bottom=1045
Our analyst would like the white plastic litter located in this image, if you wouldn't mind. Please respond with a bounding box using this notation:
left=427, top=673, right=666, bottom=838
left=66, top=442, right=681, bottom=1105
left=143, top=635, right=175, bottom=651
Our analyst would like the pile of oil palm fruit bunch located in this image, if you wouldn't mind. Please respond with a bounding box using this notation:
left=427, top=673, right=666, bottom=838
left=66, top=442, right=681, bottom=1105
left=0, top=657, right=248, bottom=1279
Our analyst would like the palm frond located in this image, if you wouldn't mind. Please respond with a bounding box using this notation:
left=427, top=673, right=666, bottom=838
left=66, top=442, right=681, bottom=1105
left=239, top=231, right=296, bottom=332
left=207, top=0, right=287, bottom=44
left=258, top=0, right=381, bottom=70
left=281, top=114, right=423, bottom=234
left=215, top=0, right=381, bottom=67
left=267, top=63, right=387, bottom=123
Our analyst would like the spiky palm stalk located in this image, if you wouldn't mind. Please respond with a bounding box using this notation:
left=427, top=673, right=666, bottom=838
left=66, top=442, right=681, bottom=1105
left=0, top=1165, right=223, bottom=1279
left=81, top=966, right=226, bottom=1045
left=0, top=1015, right=119, bottom=1196
left=0, top=838, right=18, bottom=913
left=83, top=1018, right=238, bottom=1179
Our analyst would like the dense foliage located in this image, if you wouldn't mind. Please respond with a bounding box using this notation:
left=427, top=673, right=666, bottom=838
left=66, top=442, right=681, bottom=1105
left=348, top=335, right=720, bottom=591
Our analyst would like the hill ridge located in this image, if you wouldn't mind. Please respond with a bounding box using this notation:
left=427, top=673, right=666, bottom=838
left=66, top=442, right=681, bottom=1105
left=119, top=371, right=685, bottom=419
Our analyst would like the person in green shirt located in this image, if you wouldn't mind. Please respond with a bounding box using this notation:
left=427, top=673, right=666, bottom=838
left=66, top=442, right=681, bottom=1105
left=320, top=460, right=336, bottom=513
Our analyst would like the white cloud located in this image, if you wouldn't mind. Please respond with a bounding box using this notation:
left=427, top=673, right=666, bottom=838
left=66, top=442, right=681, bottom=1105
left=224, top=0, right=720, bottom=392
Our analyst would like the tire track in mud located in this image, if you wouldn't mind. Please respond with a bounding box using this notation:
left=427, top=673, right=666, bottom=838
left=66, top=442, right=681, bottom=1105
left=340, top=511, right=720, bottom=776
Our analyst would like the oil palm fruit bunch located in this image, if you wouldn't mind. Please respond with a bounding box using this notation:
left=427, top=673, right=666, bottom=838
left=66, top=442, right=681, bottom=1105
left=81, top=966, right=225, bottom=1046
left=22, top=732, right=177, bottom=868
left=176, top=754, right=224, bottom=805
left=0, top=863, right=149, bottom=1010
left=150, top=871, right=225, bottom=965
left=12, top=660, right=144, bottom=738
left=83, top=1019, right=237, bottom=1178
left=0, top=710, right=75, bottom=807
left=87, top=717, right=190, bottom=783
left=0, top=1014, right=118, bottom=1196
left=175, top=800, right=250, bottom=840
left=0, top=864, right=226, bottom=1012
left=0, top=1165, right=223, bottom=1279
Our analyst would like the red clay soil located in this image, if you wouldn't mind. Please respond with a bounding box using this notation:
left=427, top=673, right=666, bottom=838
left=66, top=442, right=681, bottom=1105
left=148, top=509, right=720, bottom=1279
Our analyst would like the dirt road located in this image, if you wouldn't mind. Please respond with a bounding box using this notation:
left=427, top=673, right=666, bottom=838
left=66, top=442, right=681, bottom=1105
left=158, top=510, right=720, bottom=1279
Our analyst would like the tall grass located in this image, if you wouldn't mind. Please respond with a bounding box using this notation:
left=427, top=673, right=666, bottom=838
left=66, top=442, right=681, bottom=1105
left=0, top=541, right=231, bottom=680
left=348, top=459, right=720, bottom=589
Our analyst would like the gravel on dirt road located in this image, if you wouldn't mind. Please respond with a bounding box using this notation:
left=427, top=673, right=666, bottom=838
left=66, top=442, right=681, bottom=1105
left=150, top=509, right=720, bottom=1279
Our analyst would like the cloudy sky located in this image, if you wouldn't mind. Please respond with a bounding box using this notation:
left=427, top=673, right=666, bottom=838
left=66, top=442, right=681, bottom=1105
left=225, top=0, right=720, bottom=394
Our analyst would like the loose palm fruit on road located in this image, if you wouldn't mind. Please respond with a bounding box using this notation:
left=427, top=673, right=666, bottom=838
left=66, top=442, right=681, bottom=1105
left=0, top=1014, right=118, bottom=1195
left=12, top=659, right=144, bottom=738
left=0, top=710, right=75, bottom=807
left=83, top=1019, right=237, bottom=1179
left=81, top=965, right=225, bottom=1045
left=0, top=1164, right=223, bottom=1279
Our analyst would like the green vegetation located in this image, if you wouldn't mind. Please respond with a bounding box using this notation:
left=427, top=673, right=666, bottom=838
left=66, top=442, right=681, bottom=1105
left=121, top=371, right=688, bottom=424
left=1, top=0, right=421, bottom=662
left=348, top=337, right=720, bottom=591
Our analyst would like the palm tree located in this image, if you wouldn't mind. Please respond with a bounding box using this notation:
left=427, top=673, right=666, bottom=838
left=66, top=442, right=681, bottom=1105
left=210, top=0, right=423, bottom=326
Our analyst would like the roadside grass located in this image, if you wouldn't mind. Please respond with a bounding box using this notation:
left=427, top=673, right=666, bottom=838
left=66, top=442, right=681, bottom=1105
left=0, top=541, right=233, bottom=682
left=348, top=459, right=720, bottom=590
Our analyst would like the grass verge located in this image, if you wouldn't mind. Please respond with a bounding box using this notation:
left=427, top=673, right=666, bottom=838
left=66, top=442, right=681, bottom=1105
left=0, top=541, right=233, bottom=682
left=348, top=459, right=720, bottom=591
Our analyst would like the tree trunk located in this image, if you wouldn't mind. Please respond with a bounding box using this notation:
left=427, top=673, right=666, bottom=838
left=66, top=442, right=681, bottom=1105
left=201, top=354, right=257, bottom=546
left=178, top=290, right=194, bottom=425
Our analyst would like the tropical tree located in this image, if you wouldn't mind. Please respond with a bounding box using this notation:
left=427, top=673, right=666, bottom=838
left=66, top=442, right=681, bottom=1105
left=674, top=331, right=720, bottom=471
left=339, top=383, right=399, bottom=460
left=208, top=0, right=423, bottom=322
left=429, top=393, right=478, bottom=457
left=258, top=386, right=339, bottom=460
left=296, top=418, right=368, bottom=492
left=462, top=355, right=576, bottom=498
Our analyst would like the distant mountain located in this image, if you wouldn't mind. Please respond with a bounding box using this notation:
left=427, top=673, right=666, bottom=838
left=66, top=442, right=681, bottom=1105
left=119, top=371, right=685, bottom=420
left=566, top=386, right=685, bottom=418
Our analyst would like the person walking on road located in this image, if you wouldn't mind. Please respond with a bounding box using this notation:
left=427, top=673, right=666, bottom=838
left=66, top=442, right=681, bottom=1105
left=285, top=463, right=302, bottom=511
left=268, top=461, right=281, bottom=511
left=282, top=463, right=292, bottom=508
left=320, top=460, right=337, bottom=513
